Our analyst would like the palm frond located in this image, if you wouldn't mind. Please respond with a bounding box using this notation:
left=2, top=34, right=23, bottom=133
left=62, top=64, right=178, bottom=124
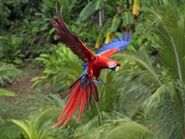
left=74, top=112, right=156, bottom=139
left=147, top=4, right=185, bottom=82
left=125, top=48, right=161, bottom=85
left=143, top=82, right=185, bottom=139
left=12, top=107, right=66, bottom=139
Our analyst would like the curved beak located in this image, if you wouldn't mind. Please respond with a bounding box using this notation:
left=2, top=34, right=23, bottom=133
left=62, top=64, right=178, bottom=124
left=115, top=66, right=120, bottom=72
left=111, top=66, right=120, bottom=72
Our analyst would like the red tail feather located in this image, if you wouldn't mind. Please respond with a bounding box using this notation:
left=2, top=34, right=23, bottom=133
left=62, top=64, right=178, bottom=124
left=52, top=78, right=98, bottom=128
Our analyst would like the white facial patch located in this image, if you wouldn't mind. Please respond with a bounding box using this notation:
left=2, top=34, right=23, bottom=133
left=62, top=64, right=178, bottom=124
left=108, top=62, right=117, bottom=68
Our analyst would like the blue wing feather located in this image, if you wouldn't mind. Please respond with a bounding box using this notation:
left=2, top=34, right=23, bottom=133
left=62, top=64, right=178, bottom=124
left=96, top=32, right=131, bottom=54
left=81, top=32, right=132, bottom=77
left=81, top=62, right=88, bottom=77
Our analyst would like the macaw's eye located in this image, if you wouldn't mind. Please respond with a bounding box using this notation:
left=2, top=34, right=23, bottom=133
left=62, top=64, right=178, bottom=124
left=108, top=62, right=117, bottom=68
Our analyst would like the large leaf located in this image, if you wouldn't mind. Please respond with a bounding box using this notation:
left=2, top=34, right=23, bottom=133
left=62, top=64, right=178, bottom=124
left=105, top=122, right=154, bottom=139
left=77, top=0, right=104, bottom=22
left=0, top=88, right=15, bottom=96
left=12, top=120, right=32, bottom=139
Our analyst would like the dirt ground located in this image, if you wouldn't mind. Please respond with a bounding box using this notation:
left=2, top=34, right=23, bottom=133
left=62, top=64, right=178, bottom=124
left=0, top=65, right=54, bottom=119
left=5, top=69, right=42, bottom=94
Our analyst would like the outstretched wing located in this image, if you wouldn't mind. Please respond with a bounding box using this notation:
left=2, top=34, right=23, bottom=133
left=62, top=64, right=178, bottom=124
left=51, top=14, right=96, bottom=62
left=96, top=32, right=132, bottom=57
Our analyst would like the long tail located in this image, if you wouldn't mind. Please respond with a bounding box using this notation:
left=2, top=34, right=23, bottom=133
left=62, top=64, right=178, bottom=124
left=51, top=77, right=98, bottom=128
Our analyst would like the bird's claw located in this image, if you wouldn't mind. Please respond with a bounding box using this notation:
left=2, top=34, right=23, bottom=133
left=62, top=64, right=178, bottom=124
left=93, top=80, right=98, bottom=86
left=98, top=79, right=105, bottom=85
left=94, top=79, right=105, bottom=86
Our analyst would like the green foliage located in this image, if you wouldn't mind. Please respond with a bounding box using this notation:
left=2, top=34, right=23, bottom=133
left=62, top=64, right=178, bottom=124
left=77, top=0, right=104, bottom=22
left=42, top=0, right=80, bottom=19
left=0, top=62, right=21, bottom=87
left=32, top=45, right=82, bottom=91
left=138, top=2, right=185, bottom=139
left=0, top=35, right=23, bottom=64
left=106, top=122, right=154, bottom=139
left=12, top=108, right=65, bottom=139
left=0, top=0, right=53, bottom=60
left=1, top=0, right=185, bottom=139
left=148, top=4, right=185, bottom=82
left=0, top=3, right=10, bottom=25
left=74, top=113, right=156, bottom=139
left=0, top=0, right=28, bottom=26
left=0, top=122, right=21, bottom=139
left=0, top=89, right=15, bottom=97
left=125, top=47, right=161, bottom=85
left=143, top=82, right=185, bottom=139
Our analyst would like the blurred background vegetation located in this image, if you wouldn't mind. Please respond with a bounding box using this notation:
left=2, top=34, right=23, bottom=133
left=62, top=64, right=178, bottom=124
left=0, top=0, right=185, bottom=139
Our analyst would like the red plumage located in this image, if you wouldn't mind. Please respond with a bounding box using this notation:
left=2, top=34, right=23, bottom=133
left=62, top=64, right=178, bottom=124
left=51, top=78, right=98, bottom=128
left=50, top=16, right=96, bottom=62
left=51, top=8, right=131, bottom=128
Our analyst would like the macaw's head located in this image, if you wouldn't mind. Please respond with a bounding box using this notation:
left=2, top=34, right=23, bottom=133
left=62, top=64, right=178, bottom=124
left=107, top=60, right=120, bottom=72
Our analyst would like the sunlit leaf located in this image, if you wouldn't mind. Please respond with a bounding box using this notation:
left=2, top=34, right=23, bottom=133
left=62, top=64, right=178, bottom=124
left=78, top=0, right=104, bottom=22
left=0, top=88, right=15, bottom=96
left=132, top=0, right=140, bottom=16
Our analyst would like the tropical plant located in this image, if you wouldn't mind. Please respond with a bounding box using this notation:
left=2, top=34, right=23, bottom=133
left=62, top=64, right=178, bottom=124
left=1, top=0, right=185, bottom=139
left=73, top=112, right=156, bottom=139
left=148, top=4, right=185, bottom=82
left=77, top=0, right=135, bottom=49
left=84, top=1, right=185, bottom=138
left=11, top=94, right=80, bottom=139
left=0, top=62, right=21, bottom=87
left=137, top=1, right=185, bottom=139
left=0, top=35, right=23, bottom=64
left=32, top=45, right=82, bottom=92
left=12, top=108, right=63, bottom=139
left=0, top=122, right=21, bottom=139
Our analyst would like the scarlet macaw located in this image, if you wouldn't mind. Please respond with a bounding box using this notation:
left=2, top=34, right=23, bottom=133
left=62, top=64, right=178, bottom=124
left=50, top=13, right=132, bottom=128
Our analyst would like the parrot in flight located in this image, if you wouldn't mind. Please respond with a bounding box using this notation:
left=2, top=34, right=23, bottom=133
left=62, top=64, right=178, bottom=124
left=50, top=12, right=132, bottom=128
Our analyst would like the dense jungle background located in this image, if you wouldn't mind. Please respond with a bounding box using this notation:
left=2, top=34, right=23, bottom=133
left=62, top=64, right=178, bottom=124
left=0, top=0, right=185, bottom=139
